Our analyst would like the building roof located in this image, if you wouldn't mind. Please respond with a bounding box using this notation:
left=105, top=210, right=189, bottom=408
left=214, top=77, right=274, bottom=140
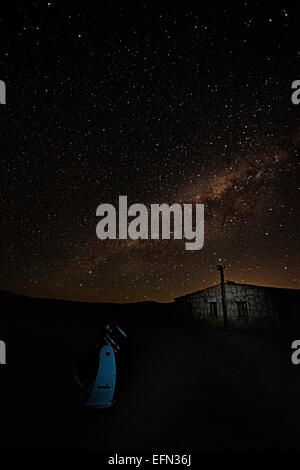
left=175, top=281, right=300, bottom=300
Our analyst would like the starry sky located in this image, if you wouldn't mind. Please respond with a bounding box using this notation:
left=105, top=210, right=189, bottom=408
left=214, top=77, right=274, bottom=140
left=0, top=1, right=299, bottom=302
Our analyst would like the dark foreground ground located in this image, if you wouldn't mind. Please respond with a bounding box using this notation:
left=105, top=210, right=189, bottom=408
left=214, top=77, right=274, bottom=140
left=3, top=291, right=300, bottom=450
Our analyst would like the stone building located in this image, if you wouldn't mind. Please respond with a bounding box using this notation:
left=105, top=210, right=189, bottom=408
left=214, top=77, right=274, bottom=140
left=175, top=281, right=300, bottom=329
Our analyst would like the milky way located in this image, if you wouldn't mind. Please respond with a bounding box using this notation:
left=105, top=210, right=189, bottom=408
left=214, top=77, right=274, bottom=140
left=0, top=2, right=299, bottom=302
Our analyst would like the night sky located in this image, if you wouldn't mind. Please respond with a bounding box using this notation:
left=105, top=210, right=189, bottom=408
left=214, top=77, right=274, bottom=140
left=1, top=1, right=299, bottom=302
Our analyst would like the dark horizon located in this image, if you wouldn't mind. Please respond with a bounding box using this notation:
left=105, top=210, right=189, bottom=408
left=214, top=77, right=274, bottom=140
left=2, top=277, right=300, bottom=306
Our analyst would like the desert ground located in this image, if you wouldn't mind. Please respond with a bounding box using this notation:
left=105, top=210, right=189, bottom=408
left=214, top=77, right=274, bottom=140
left=5, top=293, right=300, bottom=450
